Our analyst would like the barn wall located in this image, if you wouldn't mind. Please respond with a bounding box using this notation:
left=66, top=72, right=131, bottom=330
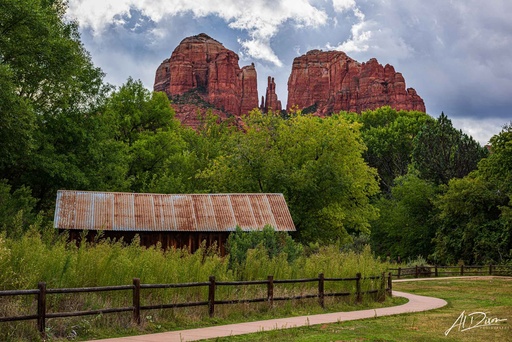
left=61, top=230, right=230, bottom=255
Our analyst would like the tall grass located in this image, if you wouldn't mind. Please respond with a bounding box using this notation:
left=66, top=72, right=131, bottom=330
left=0, top=230, right=233, bottom=289
left=0, top=229, right=387, bottom=289
left=0, top=228, right=390, bottom=341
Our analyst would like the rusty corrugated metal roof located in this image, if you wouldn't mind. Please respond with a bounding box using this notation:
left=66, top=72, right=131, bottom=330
left=54, top=191, right=295, bottom=232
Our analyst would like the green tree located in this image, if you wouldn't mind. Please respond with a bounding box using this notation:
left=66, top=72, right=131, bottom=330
left=344, top=107, right=433, bottom=193
left=201, top=110, right=379, bottom=243
left=433, top=123, right=512, bottom=264
left=0, top=65, right=35, bottom=179
left=1, top=0, right=109, bottom=208
left=412, top=113, right=488, bottom=185
left=173, top=110, right=235, bottom=193
left=370, top=172, right=438, bottom=260
left=433, top=175, right=509, bottom=264
left=478, top=123, right=512, bottom=194
left=104, top=79, right=177, bottom=145
left=0, top=0, right=106, bottom=116
left=27, top=103, right=137, bottom=209
left=199, top=110, right=283, bottom=193
left=481, top=123, right=512, bottom=228
left=103, top=79, right=189, bottom=193
left=0, top=180, right=38, bottom=237
left=226, top=225, right=303, bottom=267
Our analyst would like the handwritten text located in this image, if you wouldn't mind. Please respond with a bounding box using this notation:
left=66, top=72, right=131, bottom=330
left=445, top=310, right=507, bottom=336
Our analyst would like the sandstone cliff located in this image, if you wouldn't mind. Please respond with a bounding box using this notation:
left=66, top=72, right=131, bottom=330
left=261, top=76, right=282, bottom=113
left=154, top=33, right=258, bottom=122
left=154, top=34, right=426, bottom=128
left=286, top=50, right=425, bottom=115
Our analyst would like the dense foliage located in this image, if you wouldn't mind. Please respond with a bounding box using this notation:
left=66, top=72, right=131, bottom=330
left=1, top=0, right=108, bottom=210
left=0, top=227, right=386, bottom=289
left=411, top=112, right=488, bottom=185
left=344, top=107, right=433, bottom=193
left=433, top=124, right=512, bottom=264
left=226, top=225, right=303, bottom=267
left=350, top=109, right=505, bottom=264
left=199, top=111, right=379, bottom=243
left=370, top=172, right=439, bottom=260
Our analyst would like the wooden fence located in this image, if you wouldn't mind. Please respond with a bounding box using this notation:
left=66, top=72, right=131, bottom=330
left=0, top=272, right=392, bottom=338
left=389, top=264, right=512, bottom=279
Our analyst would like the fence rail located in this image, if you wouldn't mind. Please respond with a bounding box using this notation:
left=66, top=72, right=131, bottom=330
left=389, top=264, right=512, bottom=279
left=0, top=272, right=392, bottom=338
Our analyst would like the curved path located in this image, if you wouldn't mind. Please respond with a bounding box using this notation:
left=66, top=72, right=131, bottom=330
left=89, top=290, right=447, bottom=342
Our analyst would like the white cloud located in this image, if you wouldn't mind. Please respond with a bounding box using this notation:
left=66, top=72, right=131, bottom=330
left=332, top=0, right=356, bottom=13
left=330, top=21, right=371, bottom=52
left=238, top=38, right=283, bottom=67
left=67, top=0, right=328, bottom=66
left=327, top=4, right=371, bottom=53
left=450, top=117, right=507, bottom=146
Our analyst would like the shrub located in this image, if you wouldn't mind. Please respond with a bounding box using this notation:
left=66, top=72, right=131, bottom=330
left=0, top=180, right=38, bottom=238
left=226, top=225, right=303, bottom=268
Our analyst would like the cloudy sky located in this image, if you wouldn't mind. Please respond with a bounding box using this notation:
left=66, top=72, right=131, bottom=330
left=67, top=0, right=511, bottom=145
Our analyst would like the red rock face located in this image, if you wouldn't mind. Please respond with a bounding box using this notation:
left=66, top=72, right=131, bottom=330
left=170, top=104, right=234, bottom=130
left=240, top=63, right=259, bottom=114
left=154, top=33, right=259, bottom=117
left=286, top=50, right=426, bottom=114
left=153, top=58, right=170, bottom=93
left=261, top=76, right=282, bottom=113
left=155, top=35, right=426, bottom=129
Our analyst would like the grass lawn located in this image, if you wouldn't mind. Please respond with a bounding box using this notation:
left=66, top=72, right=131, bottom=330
left=201, top=277, right=511, bottom=341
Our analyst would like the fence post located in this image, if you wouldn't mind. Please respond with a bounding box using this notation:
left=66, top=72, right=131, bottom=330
left=37, top=282, right=46, bottom=338
left=397, top=267, right=401, bottom=279
left=387, top=272, right=392, bottom=297
left=435, top=265, right=438, bottom=277
left=208, top=276, right=216, bottom=318
left=355, top=273, right=362, bottom=303
left=489, top=264, right=493, bottom=275
left=460, top=265, right=464, bottom=276
left=318, top=273, right=325, bottom=308
left=379, top=272, right=386, bottom=302
left=415, top=265, right=419, bottom=278
left=133, top=278, right=141, bottom=325
left=267, top=275, right=274, bottom=308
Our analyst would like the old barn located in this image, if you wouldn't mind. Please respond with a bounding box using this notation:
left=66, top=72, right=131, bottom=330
left=54, top=190, right=295, bottom=254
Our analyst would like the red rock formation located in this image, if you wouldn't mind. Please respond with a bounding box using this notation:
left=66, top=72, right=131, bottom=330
left=286, top=50, right=425, bottom=115
left=154, top=33, right=259, bottom=117
left=261, top=76, right=282, bottom=113
left=155, top=35, right=426, bottom=129
left=240, top=63, right=259, bottom=114
left=154, top=58, right=170, bottom=93
left=170, top=104, right=235, bottom=130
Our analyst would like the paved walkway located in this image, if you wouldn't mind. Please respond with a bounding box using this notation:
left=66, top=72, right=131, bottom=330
left=87, top=290, right=447, bottom=342
left=393, top=275, right=511, bottom=282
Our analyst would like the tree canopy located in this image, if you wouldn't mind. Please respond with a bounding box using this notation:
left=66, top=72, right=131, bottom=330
left=370, top=172, right=438, bottom=260
left=412, top=113, right=488, bottom=185
left=343, top=107, right=433, bottom=193
left=200, top=111, right=380, bottom=243
left=1, top=0, right=108, bottom=208
left=433, top=123, right=512, bottom=264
